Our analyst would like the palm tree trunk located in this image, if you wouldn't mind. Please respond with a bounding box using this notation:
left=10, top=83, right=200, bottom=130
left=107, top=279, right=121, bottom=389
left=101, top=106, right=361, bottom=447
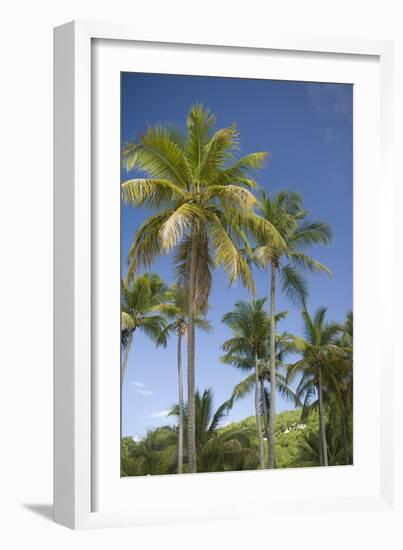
left=187, top=232, right=198, bottom=473
left=177, top=331, right=184, bottom=474
left=121, top=330, right=133, bottom=386
left=254, top=354, right=265, bottom=469
left=341, top=404, right=349, bottom=465
left=317, top=370, right=329, bottom=466
left=318, top=424, right=324, bottom=466
left=260, top=379, right=270, bottom=468
left=268, top=263, right=276, bottom=469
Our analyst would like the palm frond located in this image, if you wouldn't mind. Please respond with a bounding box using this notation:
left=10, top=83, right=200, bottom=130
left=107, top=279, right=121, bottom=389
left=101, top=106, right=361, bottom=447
left=122, top=178, right=186, bottom=208
left=186, top=103, right=216, bottom=174
left=208, top=213, right=255, bottom=293
left=123, top=125, right=191, bottom=187
left=280, top=263, right=308, bottom=305
left=160, top=203, right=204, bottom=251
left=288, top=252, right=332, bottom=275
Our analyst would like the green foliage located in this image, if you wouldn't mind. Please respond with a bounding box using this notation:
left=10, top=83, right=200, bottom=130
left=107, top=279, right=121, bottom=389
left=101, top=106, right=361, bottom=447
left=286, top=309, right=353, bottom=465
left=122, top=388, right=259, bottom=476
left=122, top=406, right=352, bottom=475
left=121, top=272, right=172, bottom=349
left=121, top=427, right=178, bottom=476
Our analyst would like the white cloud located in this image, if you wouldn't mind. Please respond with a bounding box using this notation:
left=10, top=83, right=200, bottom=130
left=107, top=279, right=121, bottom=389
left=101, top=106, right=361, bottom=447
left=130, top=381, right=146, bottom=388
left=129, top=381, right=153, bottom=396
left=135, top=388, right=153, bottom=397
left=144, top=409, right=171, bottom=419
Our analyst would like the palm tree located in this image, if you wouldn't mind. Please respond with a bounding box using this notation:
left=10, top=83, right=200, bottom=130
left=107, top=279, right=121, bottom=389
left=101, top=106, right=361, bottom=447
left=221, top=307, right=299, bottom=467
left=122, top=104, right=282, bottom=472
left=252, top=190, right=332, bottom=468
left=294, top=421, right=345, bottom=467
left=326, top=311, right=353, bottom=464
left=120, top=273, right=171, bottom=385
left=169, top=388, right=258, bottom=472
left=287, top=307, right=342, bottom=466
left=259, top=330, right=301, bottom=461
left=221, top=299, right=270, bottom=469
left=158, top=285, right=212, bottom=473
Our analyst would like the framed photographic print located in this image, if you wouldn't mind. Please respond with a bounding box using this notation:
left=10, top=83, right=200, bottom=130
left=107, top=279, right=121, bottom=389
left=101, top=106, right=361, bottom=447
left=54, top=21, right=397, bottom=530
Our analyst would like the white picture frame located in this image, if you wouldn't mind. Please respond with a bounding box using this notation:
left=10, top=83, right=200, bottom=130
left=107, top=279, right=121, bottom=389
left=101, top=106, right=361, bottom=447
left=54, top=21, right=398, bottom=530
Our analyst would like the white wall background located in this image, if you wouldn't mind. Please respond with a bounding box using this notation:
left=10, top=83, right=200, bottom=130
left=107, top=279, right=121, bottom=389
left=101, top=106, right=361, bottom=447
left=0, top=0, right=402, bottom=547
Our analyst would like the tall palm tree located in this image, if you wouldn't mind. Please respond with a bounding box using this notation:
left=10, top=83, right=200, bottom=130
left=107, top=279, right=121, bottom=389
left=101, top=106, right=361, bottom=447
left=122, top=104, right=282, bottom=472
left=221, top=299, right=270, bottom=469
left=221, top=308, right=299, bottom=467
left=326, top=311, right=353, bottom=464
left=120, top=273, right=171, bottom=384
left=158, top=285, right=212, bottom=473
left=287, top=307, right=342, bottom=466
left=252, top=190, right=331, bottom=468
left=258, top=330, right=301, bottom=459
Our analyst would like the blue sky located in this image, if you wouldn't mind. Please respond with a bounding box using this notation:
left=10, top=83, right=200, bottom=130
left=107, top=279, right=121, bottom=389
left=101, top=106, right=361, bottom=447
left=121, top=73, right=353, bottom=439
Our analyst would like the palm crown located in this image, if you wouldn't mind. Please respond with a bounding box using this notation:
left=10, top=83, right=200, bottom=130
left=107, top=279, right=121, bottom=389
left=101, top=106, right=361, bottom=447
left=121, top=273, right=172, bottom=381
left=221, top=299, right=270, bottom=360
left=122, top=103, right=282, bottom=303
left=253, top=190, right=332, bottom=304
left=158, top=284, right=213, bottom=340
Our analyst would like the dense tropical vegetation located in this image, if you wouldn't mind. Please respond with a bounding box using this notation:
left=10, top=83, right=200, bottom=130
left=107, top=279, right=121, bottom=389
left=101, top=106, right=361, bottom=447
left=120, top=103, right=353, bottom=475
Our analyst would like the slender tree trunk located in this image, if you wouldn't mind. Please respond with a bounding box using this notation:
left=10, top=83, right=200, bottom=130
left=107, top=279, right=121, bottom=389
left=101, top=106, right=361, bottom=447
left=341, top=404, right=349, bottom=465
left=268, top=263, right=276, bottom=469
left=318, top=422, right=324, bottom=466
left=121, top=330, right=133, bottom=386
left=187, top=233, right=198, bottom=473
left=255, top=354, right=265, bottom=469
left=317, top=369, right=329, bottom=466
left=260, top=379, right=270, bottom=468
left=177, top=331, right=184, bottom=474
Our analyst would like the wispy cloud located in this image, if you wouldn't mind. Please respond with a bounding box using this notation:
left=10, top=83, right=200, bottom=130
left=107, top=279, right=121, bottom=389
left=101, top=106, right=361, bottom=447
left=135, top=389, right=153, bottom=397
left=129, top=381, right=153, bottom=397
left=131, top=381, right=146, bottom=388
left=143, top=409, right=171, bottom=419
left=307, top=83, right=351, bottom=116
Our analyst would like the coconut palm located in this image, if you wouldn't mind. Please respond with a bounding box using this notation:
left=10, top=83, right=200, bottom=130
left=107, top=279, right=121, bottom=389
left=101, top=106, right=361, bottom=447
left=158, top=284, right=212, bottom=473
left=169, top=388, right=258, bottom=472
left=221, top=307, right=299, bottom=467
left=287, top=307, right=343, bottom=466
left=326, top=311, right=353, bottom=464
left=221, top=299, right=270, bottom=468
left=122, top=104, right=282, bottom=472
left=120, top=273, right=171, bottom=384
left=252, top=190, right=332, bottom=468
